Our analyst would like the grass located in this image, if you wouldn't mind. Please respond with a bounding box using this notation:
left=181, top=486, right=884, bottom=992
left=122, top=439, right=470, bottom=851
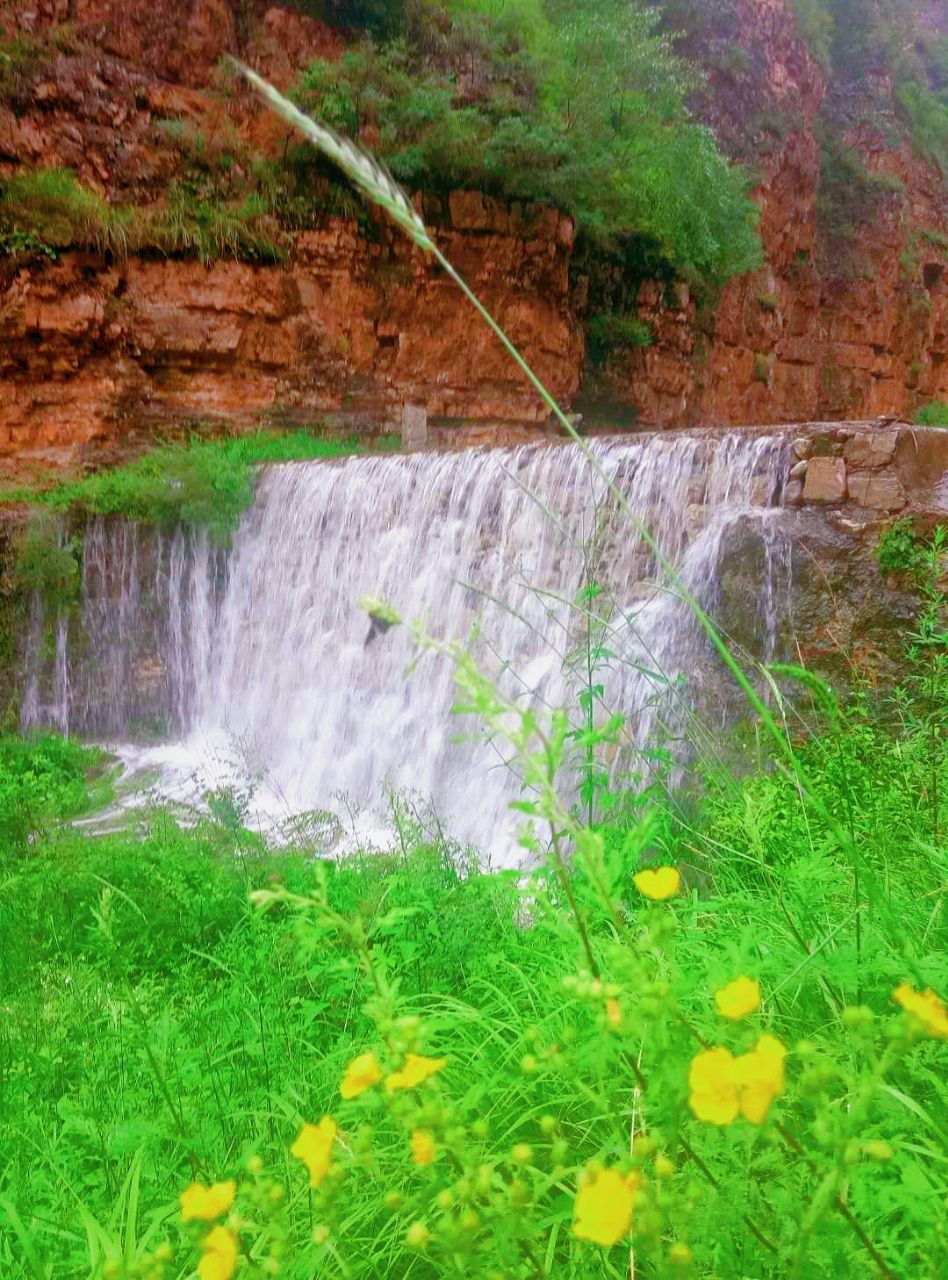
left=0, top=168, right=284, bottom=266
left=0, top=656, right=945, bottom=1278
left=4, top=430, right=392, bottom=544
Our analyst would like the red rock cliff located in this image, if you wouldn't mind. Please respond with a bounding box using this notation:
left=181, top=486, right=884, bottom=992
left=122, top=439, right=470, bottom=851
left=1, top=0, right=947, bottom=468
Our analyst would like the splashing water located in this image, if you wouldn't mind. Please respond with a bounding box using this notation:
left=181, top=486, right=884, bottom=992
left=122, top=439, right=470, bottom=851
left=22, top=433, right=790, bottom=862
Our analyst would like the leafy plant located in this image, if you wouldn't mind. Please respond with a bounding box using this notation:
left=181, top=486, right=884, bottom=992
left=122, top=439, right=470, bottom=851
left=585, top=313, right=653, bottom=366
left=914, top=401, right=948, bottom=426
left=291, top=1, right=762, bottom=287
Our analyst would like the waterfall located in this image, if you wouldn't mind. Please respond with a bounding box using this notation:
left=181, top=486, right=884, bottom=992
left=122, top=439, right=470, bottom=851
left=21, top=432, right=790, bottom=861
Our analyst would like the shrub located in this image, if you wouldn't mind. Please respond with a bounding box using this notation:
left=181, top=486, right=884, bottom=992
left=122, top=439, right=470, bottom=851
left=293, top=3, right=763, bottom=288
left=816, top=137, right=905, bottom=274
left=794, top=0, right=835, bottom=70
left=13, top=510, right=82, bottom=610
left=913, top=400, right=948, bottom=426
left=585, top=313, right=653, bottom=366
left=897, top=80, right=948, bottom=176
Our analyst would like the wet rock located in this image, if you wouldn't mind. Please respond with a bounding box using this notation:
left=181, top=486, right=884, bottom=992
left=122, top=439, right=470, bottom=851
left=789, top=459, right=808, bottom=478
left=685, top=503, right=707, bottom=537
left=847, top=470, right=906, bottom=511
left=784, top=478, right=804, bottom=505
left=803, top=456, right=847, bottom=503
left=792, top=437, right=812, bottom=460
left=843, top=429, right=899, bottom=469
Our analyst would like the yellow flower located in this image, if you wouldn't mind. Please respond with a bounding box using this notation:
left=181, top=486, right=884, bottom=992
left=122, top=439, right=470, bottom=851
left=688, top=1047, right=740, bottom=1125
left=385, top=1053, right=447, bottom=1092
left=689, top=1036, right=786, bottom=1126
left=734, top=1034, right=787, bottom=1125
left=633, top=866, right=681, bottom=901
left=605, top=997, right=622, bottom=1027
left=893, top=983, right=948, bottom=1038
left=572, top=1167, right=640, bottom=1246
left=340, top=1051, right=383, bottom=1099
left=291, top=1117, right=337, bottom=1188
left=180, top=1180, right=235, bottom=1222
left=410, top=1128, right=437, bottom=1166
left=715, top=976, right=761, bottom=1020
left=198, top=1225, right=238, bottom=1280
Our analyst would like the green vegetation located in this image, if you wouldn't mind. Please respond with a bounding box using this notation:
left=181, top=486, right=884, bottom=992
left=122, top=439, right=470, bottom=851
left=1, top=555, right=946, bottom=1277
left=898, top=81, right=948, bottom=178
left=794, top=0, right=835, bottom=70
left=0, top=732, right=106, bottom=856
left=0, top=32, right=46, bottom=105
left=6, top=431, right=380, bottom=544
left=0, top=168, right=283, bottom=266
left=816, top=135, right=904, bottom=274
left=13, top=509, right=82, bottom=610
left=792, top=1, right=948, bottom=177
left=914, top=401, right=948, bottom=426
left=0, top=168, right=135, bottom=260
left=585, top=313, right=653, bottom=366
left=291, top=0, right=762, bottom=288
left=2, top=50, right=947, bottom=1279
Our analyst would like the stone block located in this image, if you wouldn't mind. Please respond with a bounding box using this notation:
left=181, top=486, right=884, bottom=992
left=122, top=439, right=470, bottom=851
left=402, top=402, right=427, bottom=449
left=843, top=428, right=899, bottom=469
left=789, top=459, right=808, bottom=478
left=803, top=456, right=847, bottom=503
left=847, top=470, right=906, bottom=511
left=792, top=436, right=813, bottom=460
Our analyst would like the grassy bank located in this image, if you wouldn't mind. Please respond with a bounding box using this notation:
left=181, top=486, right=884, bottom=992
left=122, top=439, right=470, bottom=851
left=3, top=430, right=394, bottom=544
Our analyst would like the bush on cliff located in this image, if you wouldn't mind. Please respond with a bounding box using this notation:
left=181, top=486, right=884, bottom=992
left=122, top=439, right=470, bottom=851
left=293, top=0, right=762, bottom=288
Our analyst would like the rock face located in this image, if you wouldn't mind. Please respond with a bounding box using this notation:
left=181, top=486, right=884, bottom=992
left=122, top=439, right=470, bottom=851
left=1, top=0, right=947, bottom=464
left=0, top=212, right=580, bottom=460
left=601, top=0, right=948, bottom=426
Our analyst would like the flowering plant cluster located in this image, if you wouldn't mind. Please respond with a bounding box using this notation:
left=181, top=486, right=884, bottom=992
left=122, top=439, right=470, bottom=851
left=122, top=854, right=945, bottom=1280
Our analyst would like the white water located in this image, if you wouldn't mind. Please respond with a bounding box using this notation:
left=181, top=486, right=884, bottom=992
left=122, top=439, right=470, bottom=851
left=22, top=433, right=790, bottom=862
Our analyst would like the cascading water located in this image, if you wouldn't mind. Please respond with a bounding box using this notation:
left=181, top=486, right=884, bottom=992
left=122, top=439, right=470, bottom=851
left=21, top=432, right=790, bottom=862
